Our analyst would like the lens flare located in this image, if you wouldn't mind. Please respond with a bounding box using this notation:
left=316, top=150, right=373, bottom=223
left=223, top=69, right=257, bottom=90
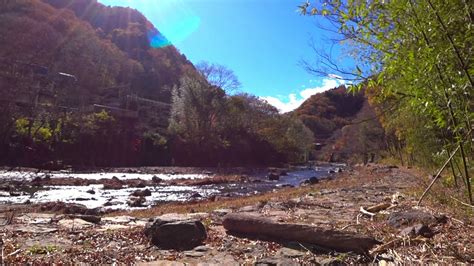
left=147, top=5, right=201, bottom=48
left=148, top=28, right=172, bottom=48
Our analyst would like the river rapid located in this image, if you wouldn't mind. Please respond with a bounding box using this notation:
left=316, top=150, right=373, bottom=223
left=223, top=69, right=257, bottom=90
left=0, top=164, right=343, bottom=210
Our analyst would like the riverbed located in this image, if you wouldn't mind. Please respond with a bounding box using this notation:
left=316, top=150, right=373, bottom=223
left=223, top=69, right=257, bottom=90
left=0, top=164, right=342, bottom=210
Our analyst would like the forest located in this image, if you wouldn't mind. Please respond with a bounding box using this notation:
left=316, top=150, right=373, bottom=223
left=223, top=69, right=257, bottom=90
left=0, top=0, right=314, bottom=168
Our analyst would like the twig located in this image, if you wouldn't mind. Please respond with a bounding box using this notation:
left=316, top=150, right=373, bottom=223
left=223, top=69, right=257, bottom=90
left=340, top=223, right=362, bottom=230
left=370, top=237, right=426, bottom=255
left=450, top=196, right=474, bottom=209
left=360, top=207, right=376, bottom=217
left=297, top=242, right=313, bottom=254
left=417, top=145, right=461, bottom=205
left=417, top=129, right=472, bottom=205
left=449, top=216, right=465, bottom=225
left=6, top=249, right=21, bottom=257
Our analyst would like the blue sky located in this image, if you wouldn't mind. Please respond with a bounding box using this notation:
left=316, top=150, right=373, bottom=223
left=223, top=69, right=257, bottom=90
left=98, top=0, right=348, bottom=112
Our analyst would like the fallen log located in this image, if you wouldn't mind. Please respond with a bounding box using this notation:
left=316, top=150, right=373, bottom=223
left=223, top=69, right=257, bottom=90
left=223, top=213, right=380, bottom=253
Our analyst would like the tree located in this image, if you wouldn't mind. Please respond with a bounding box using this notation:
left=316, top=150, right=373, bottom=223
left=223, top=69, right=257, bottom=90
left=196, top=61, right=241, bottom=93
left=300, top=0, right=473, bottom=203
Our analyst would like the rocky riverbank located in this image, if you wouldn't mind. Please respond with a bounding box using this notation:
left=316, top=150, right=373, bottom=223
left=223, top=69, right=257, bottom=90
left=1, top=164, right=472, bottom=264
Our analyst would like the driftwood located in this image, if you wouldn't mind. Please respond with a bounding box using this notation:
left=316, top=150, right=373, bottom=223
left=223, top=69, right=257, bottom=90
left=223, top=213, right=380, bottom=253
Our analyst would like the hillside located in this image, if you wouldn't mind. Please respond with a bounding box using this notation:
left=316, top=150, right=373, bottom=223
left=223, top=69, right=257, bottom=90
left=0, top=0, right=199, bottom=167
left=295, top=86, right=385, bottom=163
left=0, top=0, right=315, bottom=168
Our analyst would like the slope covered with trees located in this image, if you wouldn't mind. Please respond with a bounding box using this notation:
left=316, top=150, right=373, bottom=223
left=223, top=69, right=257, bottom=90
left=295, top=85, right=385, bottom=163
left=0, top=0, right=314, bottom=168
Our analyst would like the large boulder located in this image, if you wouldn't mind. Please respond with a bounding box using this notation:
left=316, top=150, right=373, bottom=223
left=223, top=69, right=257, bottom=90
left=144, top=216, right=207, bottom=250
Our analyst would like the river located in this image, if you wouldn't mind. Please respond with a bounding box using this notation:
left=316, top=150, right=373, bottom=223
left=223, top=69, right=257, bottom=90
left=0, top=164, right=343, bottom=210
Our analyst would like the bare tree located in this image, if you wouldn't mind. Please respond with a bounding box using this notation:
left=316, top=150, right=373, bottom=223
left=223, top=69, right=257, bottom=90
left=196, top=61, right=241, bottom=93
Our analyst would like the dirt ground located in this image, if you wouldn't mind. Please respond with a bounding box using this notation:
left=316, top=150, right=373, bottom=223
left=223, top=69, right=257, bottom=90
left=1, top=164, right=473, bottom=264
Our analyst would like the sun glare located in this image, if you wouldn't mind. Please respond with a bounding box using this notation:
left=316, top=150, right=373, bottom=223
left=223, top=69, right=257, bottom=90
left=101, top=0, right=201, bottom=48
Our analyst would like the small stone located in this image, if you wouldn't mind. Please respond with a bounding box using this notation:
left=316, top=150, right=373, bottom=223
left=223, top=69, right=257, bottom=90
left=400, top=223, right=433, bottom=237
left=278, top=247, right=305, bottom=258
left=183, top=251, right=205, bottom=257
left=319, top=257, right=343, bottom=266
left=190, top=192, right=202, bottom=198
left=193, top=245, right=210, bottom=252
left=128, top=196, right=146, bottom=207
left=103, top=182, right=123, bottom=190
left=58, top=218, right=94, bottom=229
left=71, top=214, right=101, bottom=224
left=238, top=205, right=258, bottom=212
left=131, top=189, right=152, bottom=197
left=212, top=209, right=232, bottom=217
left=86, top=189, right=95, bottom=194
left=152, top=176, right=163, bottom=183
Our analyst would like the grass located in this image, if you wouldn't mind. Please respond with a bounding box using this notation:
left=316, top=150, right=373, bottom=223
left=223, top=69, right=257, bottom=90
left=401, top=166, right=474, bottom=221
left=27, top=244, right=58, bottom=255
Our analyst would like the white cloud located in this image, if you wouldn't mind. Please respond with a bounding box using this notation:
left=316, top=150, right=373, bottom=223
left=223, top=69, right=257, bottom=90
left=261, top=78, right=346, bottom=113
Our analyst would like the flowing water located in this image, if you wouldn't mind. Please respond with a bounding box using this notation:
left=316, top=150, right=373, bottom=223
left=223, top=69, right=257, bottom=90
left=0, top=164, right=342, bottom=210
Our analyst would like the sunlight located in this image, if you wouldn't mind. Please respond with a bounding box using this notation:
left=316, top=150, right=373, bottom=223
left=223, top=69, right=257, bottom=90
left=99, top=0, right=201, bottom=48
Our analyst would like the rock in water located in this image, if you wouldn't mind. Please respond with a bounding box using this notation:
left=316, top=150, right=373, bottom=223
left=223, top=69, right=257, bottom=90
left=131, top=189, right=152, bottom=197
left=144, top=216, right=207, bottom=250
left=268, top=173, right=280, bottom=181
left=127, top=196, right=146, bottom=207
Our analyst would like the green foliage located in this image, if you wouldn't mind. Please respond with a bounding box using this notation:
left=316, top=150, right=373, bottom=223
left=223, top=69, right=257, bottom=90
left=27, top=244, right=58, bottom=255
left=301, top=0, right=473, bottom=201
left=170, top=75, right=315, bottom=166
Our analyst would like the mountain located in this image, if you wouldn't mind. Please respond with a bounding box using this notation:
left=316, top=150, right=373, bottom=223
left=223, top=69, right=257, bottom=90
left=295, top=86, right=385, bottom=163
left=0, top=0, right=201, bottom=166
